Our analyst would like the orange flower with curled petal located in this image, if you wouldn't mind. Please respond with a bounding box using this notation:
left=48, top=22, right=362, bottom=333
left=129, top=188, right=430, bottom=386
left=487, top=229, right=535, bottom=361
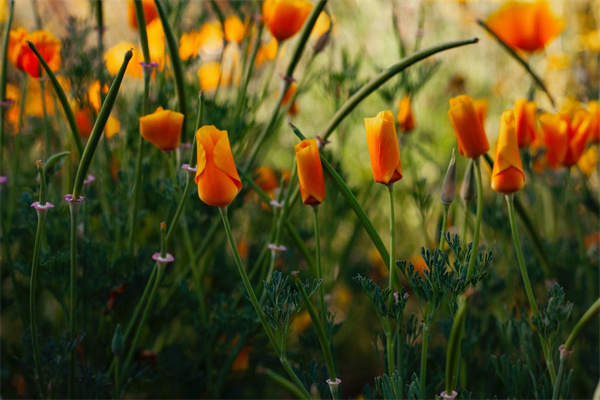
left=492, top=110, right=525, bottom=194
left=225, top=15, right=245, bottom=44
left=486, top=1, right=564, bottom=52
left=10, top=30, right=61, bottom=78
left=127, top=0, right=158, bottom=30
left=262, top=0, right=313, bottom=42
left=448, top=95, right=490, bottom=159
left=364, top=110, right=403, bottom=185
left=397, top=96, right=415, bottom=133
left=195, top=126, right=242, bottom=207
left=295, top=139, right=326, bottom=205
left=139, top=107, right=184, bottom=152
left=538, top=113, right=568, bottom=168
left=514, top=98, right=538, bottom=148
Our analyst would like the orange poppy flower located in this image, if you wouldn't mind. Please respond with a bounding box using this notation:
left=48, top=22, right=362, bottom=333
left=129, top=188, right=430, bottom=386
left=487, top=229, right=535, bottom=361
left=179, top=22, right=224, bottom=61
left=588, top=101, right=599, bottom=143
left=564, top=110, right=592, bottom=166
left=197, top=62, right=222, bottom=92
left=538, top=113, right=568, bottom=169
left=492, top=110, right=525, bottom=194
left=139, top=107, right=184, bottom=152
left=88, top=81, right=109, bottom=112
left=195, top=126, right=242, bottom=207
left=448, top=95, right=490, bottom=159
left=255, top=37, right=279, bottom=67
left=105, top=42, right=143, bottom=78
left=9, top=29, right=61, bottom=78
left=262, top=0, right=313, bottom=42
left=310, top=11, right=331, bottom=40
left=128, top=0, right=158, bottom=30
left=364, top=110, right=403, bottom=185
left=397, top=96, right=415, bottom=133
left=225, top=15, right=245, bottom=44
left=295, top=139, right=326, bottom=205
left=75, top=106, right=94, bottom=140
left=105, top=116, right=121, bottom=139
left=578, top=146, right=598, bottom=177
left=486, top=1, right=564, bottom=52
left=514, top=98, right=538, bottom=148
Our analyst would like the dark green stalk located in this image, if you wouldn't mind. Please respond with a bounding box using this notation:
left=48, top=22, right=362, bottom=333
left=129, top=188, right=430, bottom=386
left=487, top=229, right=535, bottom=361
left=67, top=200, right=81, bottom=398
left=154, top=0, right=187, bottom=140
left=445, top=295, right=467, bottom=396
left=476, top=20, right=555, bottom=109
left=439, top=205, right=449, bottom=250
left=39, top=79, right=52, bottom=157
left=218, top=207, right=311, bottom=400
left=27, top=42, right=83, bottom=158
left=0, top=0, right=15, bottom=176
left=94, top=0, right=106, bottom=104
left=30, top=211, right=47, bottom=399
left=235, top=18, right=263, bottom=120
left=322, top=37, right=479, bottom=141
left=294, top=274, right=339, bottom=399
left=386, top=184, right=396, bottom=376
left=420, top=324, right=429, bottom=398
left=259, top=367, right=309, bottom=400
left=465, top=158, right=483, bottom=281
left=553, top=298, right=600, bottom=400
left=243, top=0, right=328, bottom=171
left=312, top=206, right=327, bottom=324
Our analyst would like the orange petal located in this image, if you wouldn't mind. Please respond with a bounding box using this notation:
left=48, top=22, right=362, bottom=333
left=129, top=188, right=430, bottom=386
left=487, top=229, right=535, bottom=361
left=310, top=11, right=331, bottom=41
left=17, top=30, right=61, bottom=78
left=491, top=110, right=525, bottom=194
left=397, top=96, right=416, bottom=133
left=128, top=0, right=158, bottom=30
left=295, top=139, right=326, bottom=205
left=139, top=107, right=184, bottom=151
left=263, top=0, right=313, bottom=42
left=105, top=116, right=120, bottom=139
left=564, top=112, right=591, bottom=166
left=364, top=110, right=402, bottom=185
left=197, top=62, right=221, bottom=91
left=514, top=98, right=538, bottom=148
left=225, top=15, right=245, bottom=44
left=8, top=28, right=27, bottom=66
left=448, top=95, right=489, bottom=158
left=105, top=42, right=143, bottom=78
left=588, top=101, right=600, bottom=143
left=539, top=113, right=568, bottom=168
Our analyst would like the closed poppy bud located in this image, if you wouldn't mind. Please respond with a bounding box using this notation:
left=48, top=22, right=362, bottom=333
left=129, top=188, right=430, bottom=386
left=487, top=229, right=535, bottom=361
left=448, top=95, right=490, bottom=159
left=539, top=113, right=568, bottom=168
left=514, top=98, right=538, bottom=148
left=128, top=0, right=158, bottom=30
left=295, top=139, right=326, bottom=205
left=588, top=101, right=600, bottom=143
left=139, top=107, right=184, bottom=152
left=262, top=0, right=313, bottom=42
left=364, top=110, right=403, bottom=185
left=486, top=1, right=564, bottom=52
left=492, top=110, right=525, bottom=194
left=397, top=96, right=416, bottom=133
left=460, top=161, right=476, bottom=204
left=15, top=30, right=61, bottom=78
left=441, top=148, right=456, bottom=205
left=195, top=126, right=242, bottom=207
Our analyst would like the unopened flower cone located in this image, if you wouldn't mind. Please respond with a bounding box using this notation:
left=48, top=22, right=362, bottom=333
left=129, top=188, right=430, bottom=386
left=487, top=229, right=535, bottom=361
left=492, top=110, right=525, bottom=194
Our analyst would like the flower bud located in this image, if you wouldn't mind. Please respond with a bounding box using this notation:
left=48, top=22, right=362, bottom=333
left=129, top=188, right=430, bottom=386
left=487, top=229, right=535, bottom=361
left=111, top=324, right=124, bottom=355
left=491, top=110, right=525, bottom=194
left=460, top=161, right=476, bottom=205
left=441, top=148, right=456, bottom=205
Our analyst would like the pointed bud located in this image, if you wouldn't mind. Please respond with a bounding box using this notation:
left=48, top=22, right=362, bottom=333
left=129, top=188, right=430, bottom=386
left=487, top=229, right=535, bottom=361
left=441, top=149, right=456, bottom=205
left=460, top=161, right=476, bottom=205
left=111, top=324, right=124, bottom=355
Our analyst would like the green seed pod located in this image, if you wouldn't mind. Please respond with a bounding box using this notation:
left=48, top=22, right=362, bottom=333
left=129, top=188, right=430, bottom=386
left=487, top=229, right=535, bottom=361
left=441, top=149, right=456, bottom=206
left=460, top=161, right=476, bottom=205
left=111, top=324, right=124, bottom=356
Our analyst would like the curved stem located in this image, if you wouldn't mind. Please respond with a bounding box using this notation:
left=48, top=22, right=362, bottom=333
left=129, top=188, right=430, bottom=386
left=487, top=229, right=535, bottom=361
left=30, top=210, right=47, bottom=398
left=465, top=157, right=483, bottom=281
left=39, top=79, right=51, bottom=157
left=312, top=206, right=327, bottom=324
left=219, top=207, right=311, bottom=400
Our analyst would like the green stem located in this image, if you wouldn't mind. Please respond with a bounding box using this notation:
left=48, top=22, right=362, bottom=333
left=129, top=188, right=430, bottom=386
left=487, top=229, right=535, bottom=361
left=465, top=157, right=483, bottom=281
left=127, top=135, right=145, bottom=255
left=30, top=210, right=47, bottom=399
left=26, top=42, right=83, bottom=158
left=121, top=263, right=164, bottom=378
left=461, top=202, right=469, bottom=244
left=476, top=20, right=555, bottom=109
left=386, top=184, right=396, bottom=375
left=553, top=298, right=600, bottom=400
left=39, top=79, right=51, bottom=157
left=68, top=201, right=82, bottom=398
left=439, top=205, right=449, bottom=251
left=243, top=0, right=328, bottom=171
left=114, top=356, right=120, bottom=399
left=235, top=18, right=263, bottom=120
left=154, top=0, right=187, bottom=140
left=0, top=0, right=14, bottom=177
left=445, top=295, right=467, bottom=395
left=420, top=324, right=429, bottom=398
left=312, top=206, right=327, bottom=324
left=258, top=45, right=281, bottom=105
left=294, top=275, right=339, bottom=400
left=321, top=37, right=479, bottom=141
left=260, top=367, right=309, bottom=400
left=505, top=194, right=539, bottom=316
left=218, top=207, right=311, bottom=400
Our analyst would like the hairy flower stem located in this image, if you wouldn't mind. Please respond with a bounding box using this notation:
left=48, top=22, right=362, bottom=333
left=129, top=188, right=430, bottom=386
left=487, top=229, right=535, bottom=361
left=439, top=204, right=449, bottom=251
left=294, top=275, right=339, bottom=399
left=465, top=157, right=483, bottom=281
left=30, top=209, right=47, bottom=398
left=506, top=193, right=556, bottom=384
left=219, top=207, right=311, bottom=400
left=386, top=184, right=396, bottom=375
left=553, top=298, right=600, bottom=400
left=312, top=206, right=328, bottom=324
